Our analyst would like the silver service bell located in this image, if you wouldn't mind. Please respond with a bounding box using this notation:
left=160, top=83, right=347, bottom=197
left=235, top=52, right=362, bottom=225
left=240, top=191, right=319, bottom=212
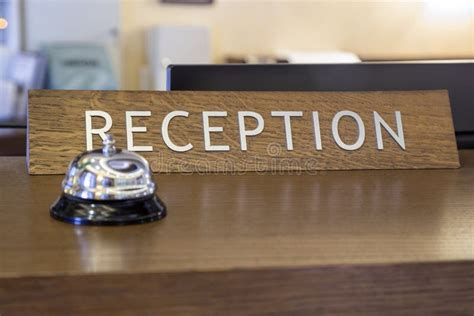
left=50, top=134, right=167, bottom=225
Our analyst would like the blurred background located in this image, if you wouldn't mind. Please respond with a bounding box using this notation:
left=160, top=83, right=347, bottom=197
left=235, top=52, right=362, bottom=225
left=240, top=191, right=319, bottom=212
left=0, top=0, right=473, bottom=132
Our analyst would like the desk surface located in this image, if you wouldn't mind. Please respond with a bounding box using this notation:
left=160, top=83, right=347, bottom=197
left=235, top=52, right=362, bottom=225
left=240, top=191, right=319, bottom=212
left=1, top=152, right=474, bottom=314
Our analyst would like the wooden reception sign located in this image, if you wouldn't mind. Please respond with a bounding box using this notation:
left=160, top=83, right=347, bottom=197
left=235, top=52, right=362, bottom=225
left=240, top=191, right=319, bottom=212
left=28, top=90, right=459, bottom=175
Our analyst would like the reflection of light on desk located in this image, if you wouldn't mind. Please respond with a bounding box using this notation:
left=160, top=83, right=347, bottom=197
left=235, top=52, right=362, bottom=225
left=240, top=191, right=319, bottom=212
left=437, top=193, right=474, bottom=260
left=0, top=18, right=8, bottom=30
left=74, top=226, right=127, bottom=273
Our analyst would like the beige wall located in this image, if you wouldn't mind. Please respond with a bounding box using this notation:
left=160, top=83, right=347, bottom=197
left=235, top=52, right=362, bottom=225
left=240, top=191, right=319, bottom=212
left=120, top=0, right=474, bottom=89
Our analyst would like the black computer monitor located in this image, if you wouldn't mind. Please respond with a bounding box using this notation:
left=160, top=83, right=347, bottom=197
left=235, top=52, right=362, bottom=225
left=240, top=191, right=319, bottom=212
left=167, top=62, right=474, bottom=148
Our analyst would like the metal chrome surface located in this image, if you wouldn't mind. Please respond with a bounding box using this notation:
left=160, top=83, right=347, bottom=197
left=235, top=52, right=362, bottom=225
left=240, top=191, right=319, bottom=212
left=62, top=135, right=155, bottom=201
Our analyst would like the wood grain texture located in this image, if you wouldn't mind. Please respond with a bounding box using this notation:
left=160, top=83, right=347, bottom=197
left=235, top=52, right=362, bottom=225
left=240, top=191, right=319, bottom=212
left=1, top=152, right=474, bottom=314
left=1, top=262, right=473, bottom=315
left=2, top=153, right=474, bottom=277
left=28, top=90, right=459, bottom=175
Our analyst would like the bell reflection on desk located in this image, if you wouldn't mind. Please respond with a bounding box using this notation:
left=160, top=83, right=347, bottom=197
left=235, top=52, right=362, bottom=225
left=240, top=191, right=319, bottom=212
left=50, top=134, right=167, bottom=226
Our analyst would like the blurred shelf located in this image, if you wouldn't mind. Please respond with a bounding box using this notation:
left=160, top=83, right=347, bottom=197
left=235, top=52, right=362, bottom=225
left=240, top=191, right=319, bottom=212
left=0, top=127, right=26, bottom=156
left=0, top=120, right=27, bottom=127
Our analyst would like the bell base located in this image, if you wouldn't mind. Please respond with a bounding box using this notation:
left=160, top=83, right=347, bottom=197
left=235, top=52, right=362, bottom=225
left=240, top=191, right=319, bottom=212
left=50, top=194, right=167, bottom=226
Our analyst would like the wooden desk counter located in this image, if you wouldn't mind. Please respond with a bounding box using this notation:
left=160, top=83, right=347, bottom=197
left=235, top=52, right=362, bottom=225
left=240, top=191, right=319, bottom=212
left=1, top=152, right=474, bottom=315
